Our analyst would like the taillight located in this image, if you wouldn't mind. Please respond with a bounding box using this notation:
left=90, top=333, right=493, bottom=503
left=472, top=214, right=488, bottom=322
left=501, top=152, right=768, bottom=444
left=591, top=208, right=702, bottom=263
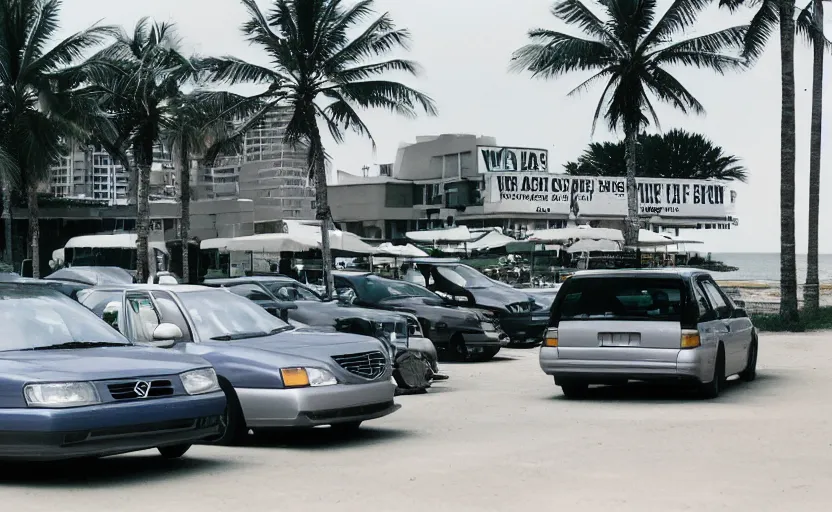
left=544, top=327, right=558, bottom=347
left=681, top=330, right=701, bottom=349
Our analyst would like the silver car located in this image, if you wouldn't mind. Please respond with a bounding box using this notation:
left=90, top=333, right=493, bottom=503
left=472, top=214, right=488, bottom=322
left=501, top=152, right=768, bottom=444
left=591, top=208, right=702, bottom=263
left=540, top=269, right=758, bottom=399
left=77, top=285, right=399, bottom=442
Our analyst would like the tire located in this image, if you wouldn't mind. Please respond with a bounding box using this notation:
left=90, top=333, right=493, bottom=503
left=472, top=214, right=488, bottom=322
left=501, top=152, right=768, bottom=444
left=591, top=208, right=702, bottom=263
left=449, top=334, right=468, bottom=362
left=739, top=338, right=758, bottom=382
left=210, top=379, right=246, bottom=446
left=559, top=380, right=589, bottom=399
left=330, top=421, right=362, bottom=434
left=158, top=444, right=191, bottom=459
left=699, top=345, right=725, bottom=399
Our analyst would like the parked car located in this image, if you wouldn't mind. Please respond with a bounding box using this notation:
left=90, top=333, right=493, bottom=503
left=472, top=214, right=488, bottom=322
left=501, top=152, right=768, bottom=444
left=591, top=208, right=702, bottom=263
left=410, top=260, right=554, bottom=347
left=203, top=276, right=443, bottom=390
left=333, top=272, right=506, bottom=362
left=77, top=285, right=399, bottom=442
left=540, top=269, right=758, bottom=399
left=0, top=284, right=225, bottom=461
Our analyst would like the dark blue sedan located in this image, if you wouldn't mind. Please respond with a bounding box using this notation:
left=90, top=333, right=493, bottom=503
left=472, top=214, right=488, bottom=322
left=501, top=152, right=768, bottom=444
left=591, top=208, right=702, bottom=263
left=0, top=284, right=226, bottom=461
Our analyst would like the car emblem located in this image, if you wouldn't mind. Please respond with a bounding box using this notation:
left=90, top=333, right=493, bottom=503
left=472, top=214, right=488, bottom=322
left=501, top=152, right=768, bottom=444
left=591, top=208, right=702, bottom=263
left=134, top=380, right=151, bottom=398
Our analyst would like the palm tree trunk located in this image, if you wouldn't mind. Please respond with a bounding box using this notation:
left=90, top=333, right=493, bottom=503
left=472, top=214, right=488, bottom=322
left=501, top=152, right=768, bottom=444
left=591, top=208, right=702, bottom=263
left=27, top=185, right=39, bottom=279
left=804, top=0, right=824, bottom=313
left=2, top=175, right=12, bottom=265
left=624, top=127, right=639, bottom=248
left=136, top=163, right=151, bottom=283
left=779, top=0, right=799, bottom=323
left=179, top=143, right=190, bottom=284
left=308, top=119, right=335, bottom=299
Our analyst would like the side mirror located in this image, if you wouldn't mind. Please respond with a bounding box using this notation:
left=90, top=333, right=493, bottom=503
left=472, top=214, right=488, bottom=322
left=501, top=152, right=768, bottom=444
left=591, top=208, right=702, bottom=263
left=153, top=323, right=183, bottom=346
left=407, top=324, right=418, bottom=336
left=732, top=308, right=748, bottom=319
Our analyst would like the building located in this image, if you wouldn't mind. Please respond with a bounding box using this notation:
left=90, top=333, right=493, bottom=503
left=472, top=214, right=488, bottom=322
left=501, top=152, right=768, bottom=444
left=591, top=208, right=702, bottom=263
left=328, top=133, right=740, bottom=240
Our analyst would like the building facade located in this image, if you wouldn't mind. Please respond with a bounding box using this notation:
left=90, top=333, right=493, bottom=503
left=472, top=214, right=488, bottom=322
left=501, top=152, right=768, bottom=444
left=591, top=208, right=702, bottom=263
left=328, top=134, right=740, bottom=240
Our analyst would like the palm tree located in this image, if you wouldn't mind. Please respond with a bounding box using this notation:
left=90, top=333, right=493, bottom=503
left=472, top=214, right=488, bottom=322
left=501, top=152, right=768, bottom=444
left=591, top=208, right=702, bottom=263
left=163, top=90, right=267, bottom=282
left=90, top=19, right=196, bottom=282
left=511, top=0, right=748, bottom=246
left=201, top=0, right=437, bottom=297
left=718, top=0, right=829, bottom=321
left=0, top=0, right=116, bottom=277
left=565, top=129, right=749, bottom=181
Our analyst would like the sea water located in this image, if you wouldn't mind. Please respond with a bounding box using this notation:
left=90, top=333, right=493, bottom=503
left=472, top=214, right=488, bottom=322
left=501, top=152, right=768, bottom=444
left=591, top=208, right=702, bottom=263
left=708, top=253, right=832, bottom=283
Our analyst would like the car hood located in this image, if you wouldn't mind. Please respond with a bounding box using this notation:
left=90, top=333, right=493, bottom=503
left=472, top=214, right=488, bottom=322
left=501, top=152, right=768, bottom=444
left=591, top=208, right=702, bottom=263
left=449, top=284, right=553, bottom=312
left=231, top=329, right=387, bottom=358
left=291, top=301, right=404, bottom=325
left=0, top=346, right=212, bottom=383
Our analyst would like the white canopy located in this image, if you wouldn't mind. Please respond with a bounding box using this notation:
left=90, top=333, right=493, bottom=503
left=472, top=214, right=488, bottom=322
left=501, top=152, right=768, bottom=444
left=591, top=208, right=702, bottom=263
left=406, top=226, right=472, bottom=243
left=637, top=229, right=677, bottom=247
left=467, top=230, right=516, bottom=251
left=64, top=234, right=169, bottom=255
left=223, top=231, right=376, bottom=255
left=528, top=226, right=625, bottom=243
left=566, top=239, right=621, bottom=253
left=200, top=238, right=233, bottom=250
left=375, top=243, right=429, bottom=258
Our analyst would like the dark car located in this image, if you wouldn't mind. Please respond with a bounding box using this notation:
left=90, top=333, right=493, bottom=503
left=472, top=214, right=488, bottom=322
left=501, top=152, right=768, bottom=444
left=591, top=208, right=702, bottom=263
left=204, top=276, right=442, bottom=390
left=0, top=284, right=225, bottom=461
left=333, top=272, right=506, bottom=362
left=411, top=260, right=554, bottom=347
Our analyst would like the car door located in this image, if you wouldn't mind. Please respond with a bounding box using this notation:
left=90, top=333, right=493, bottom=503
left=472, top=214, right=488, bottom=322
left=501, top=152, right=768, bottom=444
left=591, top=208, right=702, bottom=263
left=123, top=291, right=164, bottom=346
left=699, top=278, right=743, bottom=374
left=703, top=279, right=752, bottom=374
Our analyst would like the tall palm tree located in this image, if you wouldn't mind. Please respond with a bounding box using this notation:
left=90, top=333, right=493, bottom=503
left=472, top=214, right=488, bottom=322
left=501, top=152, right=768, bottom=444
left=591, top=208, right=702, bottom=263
left=0, top=0, right=116, bottom=277
left=163, top=90, right=267, bottom=282
left=718, top=0, right=829, bottom=321
left=201, top=0, right=437, bottom=297
left=90, top=19, right=196, bottom=282
left=511, top=0, right=748, bottom=246
left=565, top=129, right=749, bottom=181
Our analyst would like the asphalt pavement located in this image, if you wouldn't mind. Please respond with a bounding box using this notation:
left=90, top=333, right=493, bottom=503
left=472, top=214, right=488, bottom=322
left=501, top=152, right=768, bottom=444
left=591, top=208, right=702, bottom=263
left=4, top=331, right=832, bottom=511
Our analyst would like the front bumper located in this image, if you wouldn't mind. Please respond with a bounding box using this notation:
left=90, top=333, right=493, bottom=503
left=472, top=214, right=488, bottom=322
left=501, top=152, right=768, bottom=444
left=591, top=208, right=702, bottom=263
left=0, top=391, right=226, bottom=461
left=237, top=380, right=399, bottom=428
left=462, top=329, right=505, bottom=348
left=539, top=346, right=715, bottom=384
left=500, top=314, right=549, bottom=343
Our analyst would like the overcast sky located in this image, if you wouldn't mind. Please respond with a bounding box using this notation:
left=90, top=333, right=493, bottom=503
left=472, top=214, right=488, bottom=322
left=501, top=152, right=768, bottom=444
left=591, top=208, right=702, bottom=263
left=57, top=0, right=832, bottom=253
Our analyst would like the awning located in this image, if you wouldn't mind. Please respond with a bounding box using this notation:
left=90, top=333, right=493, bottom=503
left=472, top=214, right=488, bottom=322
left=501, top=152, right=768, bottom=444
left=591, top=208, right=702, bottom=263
left=200, top=238, right=233, bottom=250
left=566, top=239, right=621, bottom=253
left=223, top=231, right=377, bottom=255
left=528, top=226, right=625, bottom=243
left=406, top=226, right=472, bottom=243
left=375, top=243, right=429, bottom=257
left=64, top=234, right=169, bottom=255
left=467, top=230, right=516, bottom=251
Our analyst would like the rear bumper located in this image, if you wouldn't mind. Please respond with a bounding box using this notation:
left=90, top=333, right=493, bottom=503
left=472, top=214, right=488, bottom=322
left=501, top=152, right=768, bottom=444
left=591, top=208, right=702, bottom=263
left=539, top=346, right=715, bottom=383
left=0, top=392, right=226, bottom=461
left=237, top=380, right=399, bottom=428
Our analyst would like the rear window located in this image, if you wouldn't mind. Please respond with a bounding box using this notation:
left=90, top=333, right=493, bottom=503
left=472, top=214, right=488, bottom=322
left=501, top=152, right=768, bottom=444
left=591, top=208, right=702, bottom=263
left=553, top=277, right=686, bottom=323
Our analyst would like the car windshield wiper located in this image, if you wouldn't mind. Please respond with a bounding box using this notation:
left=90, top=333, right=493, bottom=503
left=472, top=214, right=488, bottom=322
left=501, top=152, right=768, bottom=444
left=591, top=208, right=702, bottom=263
left=210, top=327, right=291, bottom=341
left=28, top=341, right=128, bottom=351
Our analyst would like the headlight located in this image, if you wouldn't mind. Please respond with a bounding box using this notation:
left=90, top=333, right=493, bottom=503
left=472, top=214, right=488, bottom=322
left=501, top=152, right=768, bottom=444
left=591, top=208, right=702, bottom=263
left=180, top=368, right=221, bottom=395
left=24, top=382, right=100, bottom=408
left=280, top=367, right=338, bottom=388
left=480, top=321, right=496, bottom=332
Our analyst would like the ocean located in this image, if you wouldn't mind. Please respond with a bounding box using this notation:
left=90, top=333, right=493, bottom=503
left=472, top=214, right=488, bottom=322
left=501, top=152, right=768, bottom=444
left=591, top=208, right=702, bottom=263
left=707, top=253, right=832, bottom=283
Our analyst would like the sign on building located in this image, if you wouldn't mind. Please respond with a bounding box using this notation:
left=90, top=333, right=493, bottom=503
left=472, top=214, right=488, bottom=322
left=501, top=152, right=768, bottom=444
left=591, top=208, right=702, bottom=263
left=476, top=146, right=550, bottom=174
left=484, top=174, right=736, bottom=219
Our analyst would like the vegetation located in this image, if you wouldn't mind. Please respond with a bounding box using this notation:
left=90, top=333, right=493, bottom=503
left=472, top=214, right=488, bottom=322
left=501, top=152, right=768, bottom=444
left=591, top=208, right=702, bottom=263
left=564, top=129, right=748, bottom=182
left=752, top=307, right=832, bottom=332
left=202, top=0, right=436, bottom=297
left=511, top=0, right=747, bottom=247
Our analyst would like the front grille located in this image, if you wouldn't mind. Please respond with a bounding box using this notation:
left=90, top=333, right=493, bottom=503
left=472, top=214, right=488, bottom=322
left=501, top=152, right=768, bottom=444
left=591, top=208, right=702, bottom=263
left=331, top=351, right=387, bottom=380
left=107, top=379, right=175, bottom=400
left=506, top=302, right=532, bottom=314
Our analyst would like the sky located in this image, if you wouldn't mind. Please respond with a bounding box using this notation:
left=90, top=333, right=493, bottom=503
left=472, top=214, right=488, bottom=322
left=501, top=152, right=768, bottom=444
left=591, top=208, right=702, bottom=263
left=55, top=0, right=832, bottom=253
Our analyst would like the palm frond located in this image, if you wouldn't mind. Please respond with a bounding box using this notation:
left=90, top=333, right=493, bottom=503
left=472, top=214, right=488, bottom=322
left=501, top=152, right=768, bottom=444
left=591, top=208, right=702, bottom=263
left=651, top=26, right=748, bottom=73
left=20, top=0, right=62, bottom=74
left=28, top=23, right=119, bottom=76
left=197, top=56, right=282, bottom=85
left=331, top=80, right=437, bottom=117
left=329, top=13, right=410, bottom=67
left=589, top=73, right=619, bottom=135
left=742, top=0, right=779, bottom=60
left=0, top=144, right=22, bottom=189
left=551, top=0, right=625, bottom=54
left=640, top=0, right=713, bottom=50
left=510, top=31, right=617, bottom=78
left=601, top=0, right=658, bottom=46
left=320, top=90, right=375, bottom=145
left=566, top=66, right=615, bottom=96
left=332, top=59, right=420, bottom=83
left=643, top=66, right=705, bottom=115
left=796, top=0, right=832, bottom=49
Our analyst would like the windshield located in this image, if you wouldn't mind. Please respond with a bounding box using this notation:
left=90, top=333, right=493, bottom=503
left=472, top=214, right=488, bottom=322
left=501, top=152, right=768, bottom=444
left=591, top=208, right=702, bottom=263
left=434, top=265, right=507, bottom=289
left=0, top=287, right=130, bottom=351
left=554, top=277, right=686, bottom=322
left=354, top=276, right=438, bottom=303
left=178, top=290, right=290, bottom=341
left=264, top=282, right=322, bottom=301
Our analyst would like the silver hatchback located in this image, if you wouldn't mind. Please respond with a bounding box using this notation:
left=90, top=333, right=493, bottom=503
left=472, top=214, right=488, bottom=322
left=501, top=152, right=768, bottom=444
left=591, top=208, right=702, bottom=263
left=539, top=269, right=757, bottom=399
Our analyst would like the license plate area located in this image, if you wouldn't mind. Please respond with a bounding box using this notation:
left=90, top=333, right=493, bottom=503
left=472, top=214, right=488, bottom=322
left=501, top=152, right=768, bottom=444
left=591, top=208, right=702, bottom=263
left=598, top=332, right=641, bottom=347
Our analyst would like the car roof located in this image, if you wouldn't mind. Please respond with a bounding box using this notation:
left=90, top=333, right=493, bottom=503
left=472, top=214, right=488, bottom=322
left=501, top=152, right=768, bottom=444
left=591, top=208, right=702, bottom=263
left=0, top=281, right=66, bottom=297
left=333, top=270, right=372, bottom=277
left=569, top=268, right=708, bottom=280
left=204, top=276, right=298, bottom=285
left=86, top=284, right=214, bottom=294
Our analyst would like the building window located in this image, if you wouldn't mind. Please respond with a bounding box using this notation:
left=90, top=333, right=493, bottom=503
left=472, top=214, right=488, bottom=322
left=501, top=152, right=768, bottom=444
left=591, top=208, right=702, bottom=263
left=413, top=185, right=425, bottom=205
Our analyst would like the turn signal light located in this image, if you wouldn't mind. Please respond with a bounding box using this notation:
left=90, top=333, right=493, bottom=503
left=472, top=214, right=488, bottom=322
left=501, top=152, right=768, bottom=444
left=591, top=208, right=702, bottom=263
left=544, top=328, right=558, bottom=347
left=681, top=331, right=701, bottom=349
left=280, top=368, right=310, bottom=388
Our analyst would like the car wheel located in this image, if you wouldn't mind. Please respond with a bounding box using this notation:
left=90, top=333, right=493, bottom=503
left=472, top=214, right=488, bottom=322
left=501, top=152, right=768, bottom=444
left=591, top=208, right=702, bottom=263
left=559, top=380, right=589, bottom=399
left=739, top=338, right=758, bottom=382
left=158, top=444, right=191, bottom=459
left=330, top=421, right=362, bottom=434
left=699, top=345, right=725, bottom=399
left=210, top=379, right=246, bottom=446
left=450, top=333, right=468, bottom=362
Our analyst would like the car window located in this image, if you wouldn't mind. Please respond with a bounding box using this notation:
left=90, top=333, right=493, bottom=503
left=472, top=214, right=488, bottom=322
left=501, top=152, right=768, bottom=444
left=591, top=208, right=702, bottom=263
left=554, top=277, right=686, bottom=322
left=701, top=280, right=730, bottom=318
left=433, top=265, right=508, bottom=289
left=126, top=293, right=161, bottom=344
left=79, top=290, right=123, bottom=317
left=151, top=290, right=193, bottom=342
left=227, top=283, right=274, bottom=302
left=177, top=290, right=289, bottom=341
left=691, top=280, right=712, bottom=320
left=353, top=276, right=438, bottom=303
left=0, top=288, right=129, bottom=351
left=265, top=283, right=320, bottom=301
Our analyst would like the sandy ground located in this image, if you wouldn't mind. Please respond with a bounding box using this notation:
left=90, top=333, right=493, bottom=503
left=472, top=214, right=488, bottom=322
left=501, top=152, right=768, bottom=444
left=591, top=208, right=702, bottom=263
left=4, top=333, right=832, bottom=512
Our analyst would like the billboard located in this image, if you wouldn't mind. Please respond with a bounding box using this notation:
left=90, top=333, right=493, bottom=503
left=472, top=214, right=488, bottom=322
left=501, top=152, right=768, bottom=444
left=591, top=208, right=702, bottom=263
left=484, top=174, right=736, bottom=219
left=476, top=146, right=550, bottom=174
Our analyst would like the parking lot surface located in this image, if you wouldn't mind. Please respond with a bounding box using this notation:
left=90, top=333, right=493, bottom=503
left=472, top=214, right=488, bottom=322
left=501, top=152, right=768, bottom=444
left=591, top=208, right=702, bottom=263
left=5, top=331, right=832, bottom=512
